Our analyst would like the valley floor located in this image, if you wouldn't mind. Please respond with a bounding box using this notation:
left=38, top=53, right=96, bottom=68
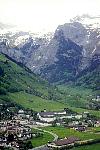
left=71, top=143, right=100, bottom=150
left=30, top=126, right=100, bottom=149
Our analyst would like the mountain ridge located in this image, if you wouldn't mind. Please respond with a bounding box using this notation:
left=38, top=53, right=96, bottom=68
left=0, top=15, right=100, bottom=89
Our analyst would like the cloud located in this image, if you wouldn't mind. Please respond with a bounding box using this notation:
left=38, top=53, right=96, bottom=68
left=0, top=0, right=100, bottom=32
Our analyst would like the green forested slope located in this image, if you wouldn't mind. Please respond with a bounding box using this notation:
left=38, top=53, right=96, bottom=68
left=0, top=53, right=66, bottom=111
left=0, top=53, right=99, bottom=116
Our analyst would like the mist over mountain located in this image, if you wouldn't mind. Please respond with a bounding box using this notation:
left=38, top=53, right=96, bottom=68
left=0, top=22, right=15, bottom=30
left=0, top=0, right=100, bottom=147
left=0, top=15, right=100, bottom=89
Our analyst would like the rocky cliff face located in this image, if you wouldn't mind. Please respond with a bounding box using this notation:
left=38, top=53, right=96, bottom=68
left=75, top=53, right=100, bottom=90
left=40, top=30, right=83, bottom=82
left=0, top=15, right=100, bottom=84
left=56, top=18, right=100, bottom=67
left=0, top=31, right=53, bottom=73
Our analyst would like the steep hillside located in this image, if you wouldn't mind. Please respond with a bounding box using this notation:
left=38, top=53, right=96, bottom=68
left=0, top=53, right=100, bottom=117
left=0, top=53, right=66, bottom=111
left=40, top=30, right=83, bottom=82
left=75, top=54, right=100, bottom=92
left=0, top=30, right=53, bottom=73
left=0, top=15, right=100, bottom=88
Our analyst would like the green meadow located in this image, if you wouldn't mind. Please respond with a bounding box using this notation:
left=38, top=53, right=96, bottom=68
left=42, top=126, right=100, bottom=140
left=71, top=143, right=100, bottom=150
left=8, top=91, right=66, bottom=112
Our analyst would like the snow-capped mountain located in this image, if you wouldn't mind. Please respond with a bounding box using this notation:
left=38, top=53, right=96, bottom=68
left=71, top=14, right=100, bottom=29
left=0, top=15, right=100, bottom=86
left=0, top=26, right=54, bottom=67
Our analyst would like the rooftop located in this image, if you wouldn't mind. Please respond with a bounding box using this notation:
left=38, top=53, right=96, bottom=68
left=39, top=110, right=66, bottom=117
left=54, top=137, right=80, bottom=146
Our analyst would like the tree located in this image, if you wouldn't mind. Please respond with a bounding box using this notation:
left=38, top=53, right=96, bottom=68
left=26, top=141, right=33, bottom=149
left=7, top=134, right=14, bottom=142
left=0, top=87, right=7, bottom=95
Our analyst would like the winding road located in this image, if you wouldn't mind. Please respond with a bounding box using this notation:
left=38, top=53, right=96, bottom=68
left=29, top=126, right=58, bottom=150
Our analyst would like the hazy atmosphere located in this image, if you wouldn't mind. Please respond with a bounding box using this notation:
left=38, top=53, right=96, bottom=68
left=0, top=0, right=100, bottom=32
left=0, top=0, right=100, bottom=150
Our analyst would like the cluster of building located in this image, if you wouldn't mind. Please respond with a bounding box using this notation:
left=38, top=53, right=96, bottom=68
left=37, top=110, right=84, bottom=123
left=92, top=96, right=100, bottom=102
left=87, top=95, right=100, bottom=110
left=0, top=106, right=100, bottom=149
left=0, top=119, right=35, bottom=148
left=65, top=119, right=100, bottom=131
left=0, top=109, right=38, bottom=149
left=37, top=109, right=100, bottom=129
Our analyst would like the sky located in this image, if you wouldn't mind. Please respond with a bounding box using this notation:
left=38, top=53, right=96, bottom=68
left=0, top=0, right=100, bottom=33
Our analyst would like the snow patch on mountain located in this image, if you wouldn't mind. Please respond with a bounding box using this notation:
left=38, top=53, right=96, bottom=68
left=92, top=46, right=97, bottom=54
left=14, top=35, right=30, bottom=46
left=72, top=14, right=100, bottom=29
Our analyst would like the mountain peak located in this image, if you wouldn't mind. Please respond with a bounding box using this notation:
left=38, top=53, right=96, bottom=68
left=70, top=14, right=100, bottom=29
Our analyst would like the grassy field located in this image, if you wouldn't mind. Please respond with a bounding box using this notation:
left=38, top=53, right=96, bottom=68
left=8, top=91, right=100, bottom=117
left=57, top=84, right=93, bottom=108
left=31, top=128, right=54, bottom=147
left=8, top=92, right=66, bottom=112
left=41, top=126, right=100, bottom=150
left=42, top=126, right=100, bottom=140
left=0, top=53, right=67, bottom=112
left=58, top=85, right=92, bottom=97
left=9, top=91, right=100, bottom=117
left=71, top=143, right=100, bottom=150
left=31, top=126, right=100, bottom=148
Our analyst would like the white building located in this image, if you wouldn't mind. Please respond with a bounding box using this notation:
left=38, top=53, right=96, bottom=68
left=37, top=111, right=66, bottom=123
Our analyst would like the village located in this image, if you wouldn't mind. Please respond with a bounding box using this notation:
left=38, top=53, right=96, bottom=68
left=0, top=102, right=100, bottom=150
